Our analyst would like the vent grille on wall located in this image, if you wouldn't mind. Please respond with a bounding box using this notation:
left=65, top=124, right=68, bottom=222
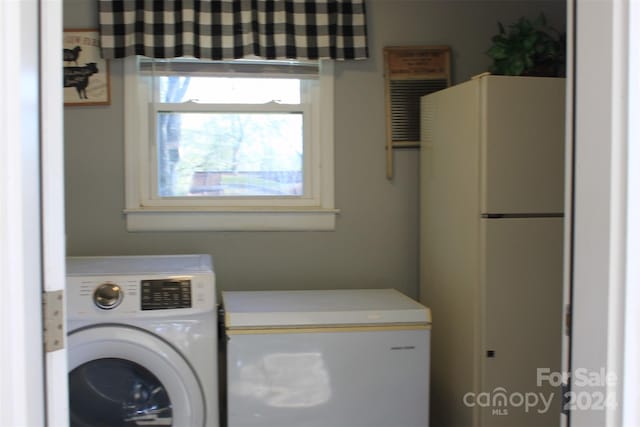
left=384, top=46, right=451, bottom=179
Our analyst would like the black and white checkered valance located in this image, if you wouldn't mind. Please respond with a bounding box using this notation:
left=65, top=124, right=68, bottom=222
left=98, top=0, right=369, bottom=60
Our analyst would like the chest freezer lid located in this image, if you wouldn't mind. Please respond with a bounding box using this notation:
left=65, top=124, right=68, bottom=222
left=223, top=288, right=431, bottom=329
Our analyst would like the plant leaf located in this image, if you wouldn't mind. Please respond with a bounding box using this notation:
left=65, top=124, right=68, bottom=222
left=487, top=45, right=508, bottom=59
left=536, top=13, right=547, bottom=28
left=486, top=13, right=567, bottom=77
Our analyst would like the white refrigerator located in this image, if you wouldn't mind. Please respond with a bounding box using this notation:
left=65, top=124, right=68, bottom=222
left=222, top=288, right=431, bottom=427
left=419, top=75, right=565, bottom=427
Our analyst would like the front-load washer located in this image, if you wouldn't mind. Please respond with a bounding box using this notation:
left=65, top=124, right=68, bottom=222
left=66, top=254, right=219, bottom=427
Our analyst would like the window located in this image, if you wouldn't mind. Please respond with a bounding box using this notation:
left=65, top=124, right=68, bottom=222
left=123, top=57, right=337, bottom=231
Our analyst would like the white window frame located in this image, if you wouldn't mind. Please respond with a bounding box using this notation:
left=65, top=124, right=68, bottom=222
left=123, top=56, right=338, bottom=231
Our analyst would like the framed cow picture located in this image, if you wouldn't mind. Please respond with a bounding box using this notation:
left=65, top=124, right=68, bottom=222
left=63, top=29, right=110, bottom=106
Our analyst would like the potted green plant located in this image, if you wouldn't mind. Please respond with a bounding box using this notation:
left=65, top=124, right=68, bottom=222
left=486, top=14, right=566, bottom=77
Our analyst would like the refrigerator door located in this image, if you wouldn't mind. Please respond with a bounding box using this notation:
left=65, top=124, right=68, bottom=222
left=479, top=76, right=565, bottom=214
left=480, top=217, right=563, bottom=427
left=226, top=327, right=430, bottom=427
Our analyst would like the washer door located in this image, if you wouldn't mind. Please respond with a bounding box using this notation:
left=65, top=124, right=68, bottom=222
left=68, top=325, right=205, bottom=427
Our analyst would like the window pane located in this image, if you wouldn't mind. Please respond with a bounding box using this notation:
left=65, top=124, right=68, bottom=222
left=159, top=76, right=301, bottom=104
left=157, top=112, right=303, bottom=197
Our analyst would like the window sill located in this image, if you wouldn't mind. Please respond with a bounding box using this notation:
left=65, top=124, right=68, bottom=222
left=123, top=208, right=339, bottom=231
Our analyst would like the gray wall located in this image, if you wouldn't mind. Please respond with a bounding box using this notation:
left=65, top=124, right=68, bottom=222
left=64, top=0, right=565, bottom=298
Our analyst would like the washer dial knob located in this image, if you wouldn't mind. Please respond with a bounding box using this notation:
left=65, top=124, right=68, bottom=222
left=93, top=283, right=123, bottom=309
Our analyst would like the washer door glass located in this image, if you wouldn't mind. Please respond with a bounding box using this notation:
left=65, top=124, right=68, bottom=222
left=69, top=358, right=172, bottom=426
left=68, top=326, right=205, bottom=427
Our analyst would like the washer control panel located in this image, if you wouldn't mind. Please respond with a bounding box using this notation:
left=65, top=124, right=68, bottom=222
left=66, top=273, right=214, bottom=318
left=141, top=279, right=192, bottom=310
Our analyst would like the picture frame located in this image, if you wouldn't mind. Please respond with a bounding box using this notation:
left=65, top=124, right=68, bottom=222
left=63, top=29, right=110, bottom=106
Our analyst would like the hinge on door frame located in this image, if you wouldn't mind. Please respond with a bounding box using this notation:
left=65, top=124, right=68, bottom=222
left=565, top=303, right=572, bottom=337
left=561, top=381, right=570, bottom=416
left=43, top=290, right=64, bottom=352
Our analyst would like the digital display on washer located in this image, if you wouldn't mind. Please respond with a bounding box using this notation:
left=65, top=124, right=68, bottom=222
left=141, top=279, right=192, bottom=310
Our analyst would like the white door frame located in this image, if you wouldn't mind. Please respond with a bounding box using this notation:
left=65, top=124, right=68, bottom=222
left=570, top=0, right=639, bottom=425
left=41, top=0, right=69, bottom=424
left=2, top=0, right=639, bottom=426
left=0, top=0, right=67, bottom=426
left=622, top=1, right=640, bottom=425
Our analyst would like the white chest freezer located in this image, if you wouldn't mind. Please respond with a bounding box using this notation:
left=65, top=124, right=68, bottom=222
left=222, top=288, right=432, bottom=427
